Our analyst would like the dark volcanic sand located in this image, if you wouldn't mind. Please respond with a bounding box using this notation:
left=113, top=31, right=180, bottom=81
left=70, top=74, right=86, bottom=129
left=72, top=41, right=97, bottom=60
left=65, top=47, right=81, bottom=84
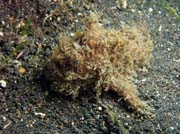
left=0, top=0, right=179, bottom=133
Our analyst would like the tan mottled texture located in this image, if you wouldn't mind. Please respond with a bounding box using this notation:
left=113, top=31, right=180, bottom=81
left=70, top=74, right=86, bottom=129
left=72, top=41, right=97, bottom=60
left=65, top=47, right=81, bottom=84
left=49, top=14, right=153, bottom=114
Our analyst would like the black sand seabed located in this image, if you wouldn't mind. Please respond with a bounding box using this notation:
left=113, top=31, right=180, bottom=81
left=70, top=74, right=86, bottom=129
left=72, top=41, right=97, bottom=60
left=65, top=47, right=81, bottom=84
left=0, top=0, right=179, bottom=133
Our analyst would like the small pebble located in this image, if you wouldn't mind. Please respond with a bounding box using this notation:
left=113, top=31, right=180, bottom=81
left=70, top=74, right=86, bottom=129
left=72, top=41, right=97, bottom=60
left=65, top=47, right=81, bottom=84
left=16, top=51, right=24, bottom=59
left=57, top=17, right=61, bottom=22
left=98, top=106, right=102, bottom=111
left=78, top=12, right=82, bottom=16
left=124, top=122, right=128, bottom=126
left=173, top=59, right=180, bottom=63
left=0, top=31, right=4, bottom=36
left=141, top=78, right=146, bottom=82
left=34, top=112, right=46, bottom=118
left=148, top=8, right=153, bottom=13
left=74, top=20, right=78, bottom=23
left=12, top=60, right=22, bottom=67
left=18, top=67, right=26, bottom=74
left=121, top=0, right=127, bottom=8
left=131, top=9, right=136, bottom=13
left=158, top=25, right=162, bottom=31
left=16, top=20, right=25, bottom=29
left=170, top=127, right=174, bottom=130
left=70, top=33, right=75, bottom=36
left=1, top=20, right=5, bottom=25
left=0, top=80, right=7, bottom=88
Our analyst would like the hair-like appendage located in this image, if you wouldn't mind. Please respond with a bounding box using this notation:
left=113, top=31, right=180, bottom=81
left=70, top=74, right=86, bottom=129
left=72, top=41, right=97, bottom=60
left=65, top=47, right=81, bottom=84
left=49, top=13, right=154, bottom=115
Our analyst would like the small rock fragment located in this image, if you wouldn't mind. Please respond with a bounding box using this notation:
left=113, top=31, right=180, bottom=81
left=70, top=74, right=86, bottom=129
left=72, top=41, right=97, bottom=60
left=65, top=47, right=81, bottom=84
left=16, top=20, right=25, bottom=29
left=122, top=0, right=127, bottom=8
left=3, top=121, right=12, bottom=129
left=18, top=66, right=26, bottom=74
left=148, top=8, right=153, bottom=13
left=98, top=106, right=103, bottom=111
left=0, top=80, right=7, bottom=88
left=16, top=51, right=24, bottom=59
left=34, top=112, right=46, bottom=118
left=0, top=31, right=4, bottom=36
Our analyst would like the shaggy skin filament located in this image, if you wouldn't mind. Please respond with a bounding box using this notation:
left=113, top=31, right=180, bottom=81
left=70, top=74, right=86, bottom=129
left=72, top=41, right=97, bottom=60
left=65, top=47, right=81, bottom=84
left=49, top=13, right=154, bottom=115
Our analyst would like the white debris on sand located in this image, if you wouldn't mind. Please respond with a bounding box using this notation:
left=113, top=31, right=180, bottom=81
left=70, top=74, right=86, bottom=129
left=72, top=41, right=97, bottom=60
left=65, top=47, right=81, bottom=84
left=0, top=80, right=7, bottom=88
